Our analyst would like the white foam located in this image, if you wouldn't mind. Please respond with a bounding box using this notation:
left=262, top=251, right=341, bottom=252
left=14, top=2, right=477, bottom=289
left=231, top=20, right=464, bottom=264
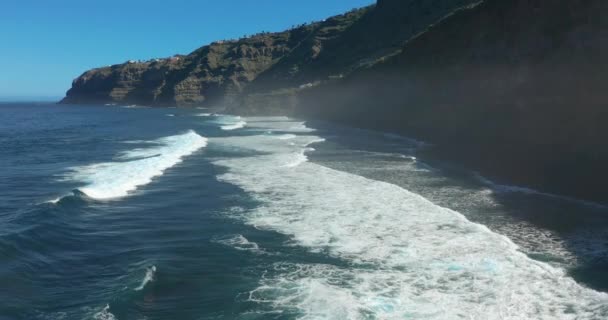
left=208, top=115, right=248, bottom=130
left=121, top=140, right=151, bottom=144
left=166, top=114, right=175, bottom=117
left=211, top=118, right=608, bottom=319
left=399, top=154, right=417, bottom=161
left=221, top=120, right=247, bottom=131
left=196, top=113, right=212, bottom=117
left=65, top=130, right=207, bottom=200
left=46, top=197, right=62, bottom=204
left=282, top=151, right=309, bottom=168
left=93, top=305, right=116, bottom=320
left=277, top=134, right=297, bottom=140
left=244, top=117, right=315, bottom=133
left=214, top=234, right=261, bottom=253
left=135, top=266, right=156, bottom=291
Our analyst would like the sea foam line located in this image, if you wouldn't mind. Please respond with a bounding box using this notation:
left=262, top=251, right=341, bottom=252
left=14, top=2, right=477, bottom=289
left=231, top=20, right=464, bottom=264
left=211, top=118, right=608, bottom=319
left=135, top=266, right=157, bottom=291
left=93, top=305, right=116, bottom=320
left=65, top=130, right=207, bottom=200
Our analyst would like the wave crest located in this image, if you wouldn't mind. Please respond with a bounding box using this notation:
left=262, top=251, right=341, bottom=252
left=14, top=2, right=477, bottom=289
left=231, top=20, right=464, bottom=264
left=65, top=130, right=207, bottom=200
left=135, top=265, right=157, bottom=291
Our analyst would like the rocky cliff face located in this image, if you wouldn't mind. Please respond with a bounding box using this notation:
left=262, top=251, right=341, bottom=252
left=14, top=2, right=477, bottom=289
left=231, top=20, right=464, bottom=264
left=62, top=0, right=478, bottom=107
left=298, top=0, right=608, bottom=202
left=62, top=0, right=608, bottom=203
left=62, top=30, right=307, bottom=106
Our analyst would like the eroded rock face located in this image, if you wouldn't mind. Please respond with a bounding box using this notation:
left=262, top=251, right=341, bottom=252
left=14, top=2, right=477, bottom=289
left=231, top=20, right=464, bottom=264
left=62, top=0, right=479, bottom=107
left=61, top=30, right=305, bottom=106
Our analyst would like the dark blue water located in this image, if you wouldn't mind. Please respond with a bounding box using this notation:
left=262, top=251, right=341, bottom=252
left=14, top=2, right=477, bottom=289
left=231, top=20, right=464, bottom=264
left=1, top=103, right=607, bottom=320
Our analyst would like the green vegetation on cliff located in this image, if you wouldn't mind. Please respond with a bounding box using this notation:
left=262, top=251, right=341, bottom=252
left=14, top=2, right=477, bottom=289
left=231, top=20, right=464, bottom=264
left=62, top=0, right=478, bottom=107
left=61, top=7, right=371, bottom=106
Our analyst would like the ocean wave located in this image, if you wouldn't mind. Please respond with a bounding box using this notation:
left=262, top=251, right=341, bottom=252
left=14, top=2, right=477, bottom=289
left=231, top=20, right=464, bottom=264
left=135, top=265, right=157, bottom=291
left=93, top=305, right=116, bottom=320
left=282, top=150, right=309, bottom=168
left=221, top=120, right=247, bottom=131
left=213, top=120, right=608, bottom=319
left=242, top=117, right=315, bottom=133
left=46, top=197, right=62, bottom=204
left=121, top=104, right=148, bottom=109
left=282, top=138, right=324, bottom=167
left=64, top=130, right=207, bottom=200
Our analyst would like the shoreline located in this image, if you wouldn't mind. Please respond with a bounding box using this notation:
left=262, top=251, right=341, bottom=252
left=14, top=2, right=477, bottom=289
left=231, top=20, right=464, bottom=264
left=57, top=100, right=608, bottom=207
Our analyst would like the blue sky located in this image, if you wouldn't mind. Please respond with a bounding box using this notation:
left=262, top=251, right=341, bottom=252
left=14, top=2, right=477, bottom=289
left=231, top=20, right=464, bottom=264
left=0, top=0, right=374, bottom=100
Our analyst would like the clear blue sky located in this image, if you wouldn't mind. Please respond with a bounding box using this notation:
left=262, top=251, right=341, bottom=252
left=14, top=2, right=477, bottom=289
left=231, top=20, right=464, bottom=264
left=0, top=0, right=374, bottom=100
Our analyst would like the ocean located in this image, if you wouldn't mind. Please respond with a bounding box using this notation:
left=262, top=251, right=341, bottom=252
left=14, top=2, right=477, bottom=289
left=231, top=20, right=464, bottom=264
left=1, top=102, right=607, bottom=320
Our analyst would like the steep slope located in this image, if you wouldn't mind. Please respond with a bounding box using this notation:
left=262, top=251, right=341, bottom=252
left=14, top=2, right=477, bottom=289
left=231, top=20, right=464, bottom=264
left=61, top=8, right=370, bottom=107
left=245, top=0, right=478, bottom=93
left=297, top=0, right=608, bottom=203
left=62, top=0, right=479, bottom=107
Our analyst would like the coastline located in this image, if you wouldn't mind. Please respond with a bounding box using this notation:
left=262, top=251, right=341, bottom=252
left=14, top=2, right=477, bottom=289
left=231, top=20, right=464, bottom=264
left=57, top=99, right=608, bottom=207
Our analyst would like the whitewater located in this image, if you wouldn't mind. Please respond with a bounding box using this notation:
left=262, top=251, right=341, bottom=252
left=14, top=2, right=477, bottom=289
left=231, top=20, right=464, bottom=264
left=3, top=104, right=608, bottom=320
left=211, top=117, right=608, bottom=319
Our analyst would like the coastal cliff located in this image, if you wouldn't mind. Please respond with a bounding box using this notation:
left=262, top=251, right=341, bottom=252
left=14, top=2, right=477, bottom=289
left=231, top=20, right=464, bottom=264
left=61, top=0, right=477, bottom=107
left=298, top=0, right=608, bottom=203
left=62, top=0, right=608, bottom=203
left=61, top=7, right=371, bottom=106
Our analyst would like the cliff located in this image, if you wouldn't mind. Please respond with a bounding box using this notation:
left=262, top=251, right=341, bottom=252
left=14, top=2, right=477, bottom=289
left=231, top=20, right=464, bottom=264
left=61, top=0, right=478, bottom=107
left=62, top=0, right=608, bottom=203
left=298, top=0, right=608, bottom=203
left=61, top=7, right=371, bottom=106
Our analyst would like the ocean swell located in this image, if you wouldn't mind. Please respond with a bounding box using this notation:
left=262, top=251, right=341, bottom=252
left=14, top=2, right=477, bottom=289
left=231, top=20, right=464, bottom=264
left=64, top=130, right=207, bottom=200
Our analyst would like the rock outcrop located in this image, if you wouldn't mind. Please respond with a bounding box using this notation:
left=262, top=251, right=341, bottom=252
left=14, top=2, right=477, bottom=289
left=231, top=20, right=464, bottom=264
left=62, top=0, right=478, bottom=107
left=61, top=8, right=371, bottom=106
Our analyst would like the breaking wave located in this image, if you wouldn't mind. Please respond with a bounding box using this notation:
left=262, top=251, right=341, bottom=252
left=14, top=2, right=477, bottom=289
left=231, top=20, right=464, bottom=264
left=211, top=117, right=608, bottom=319
left=221, top=120, right=247, bottom=131
left=92, top=305, right=116, bottom=320
left=64, top=130, right=207, bottom=200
